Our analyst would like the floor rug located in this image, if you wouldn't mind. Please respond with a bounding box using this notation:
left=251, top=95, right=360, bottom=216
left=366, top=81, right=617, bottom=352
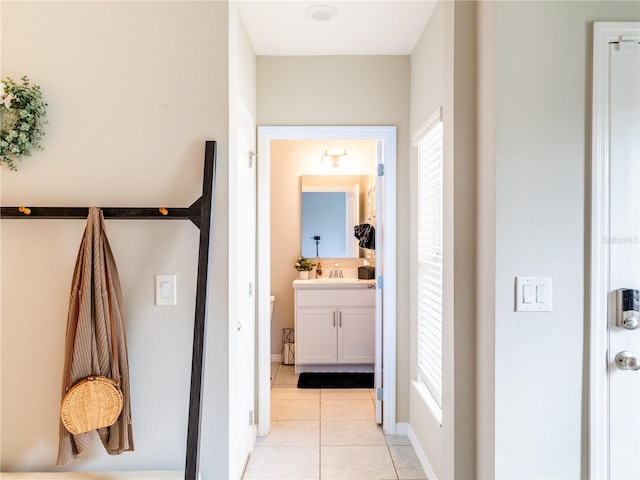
left=297, top=372, right=374, bottom=389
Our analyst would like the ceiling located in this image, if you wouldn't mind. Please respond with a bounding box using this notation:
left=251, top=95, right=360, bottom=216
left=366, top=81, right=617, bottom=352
left=237, top=1, right=438, bottom=56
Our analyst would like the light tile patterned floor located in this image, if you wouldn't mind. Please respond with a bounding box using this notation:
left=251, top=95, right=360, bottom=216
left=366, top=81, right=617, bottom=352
left=242, top=363, right=427, bottom=480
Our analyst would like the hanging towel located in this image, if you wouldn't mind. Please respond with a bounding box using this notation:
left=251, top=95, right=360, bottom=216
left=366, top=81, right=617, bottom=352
left=354, top=223, right=375, bottom=250
left=57, top=207, right=134, bottom=465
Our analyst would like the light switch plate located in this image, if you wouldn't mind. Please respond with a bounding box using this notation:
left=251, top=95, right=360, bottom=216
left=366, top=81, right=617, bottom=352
left=515, top=276, right=552, bottom=312
left=155, top=274, right=176, bottom=306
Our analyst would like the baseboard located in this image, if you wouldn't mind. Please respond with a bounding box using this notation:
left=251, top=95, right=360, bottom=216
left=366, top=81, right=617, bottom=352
left=270, top=354, right=281, bottom=363
left=404, top=423, right=438, bottom=480
left=0, top=472, right=188, bottom=479
left=394, top=422, right=409, bottom=436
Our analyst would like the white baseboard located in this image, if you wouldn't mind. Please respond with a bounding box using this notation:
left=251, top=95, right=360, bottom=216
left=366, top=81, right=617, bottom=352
left=270, top=354, right=281, bottom=363
left=394, top=422, right=409, bottom=436
left=404, top=423, right=438, bottom=480
left=0, top=472, right=188, bottom=479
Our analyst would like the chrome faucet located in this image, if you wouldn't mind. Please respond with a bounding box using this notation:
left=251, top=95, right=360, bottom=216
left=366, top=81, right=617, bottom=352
left=330, top=262, right=343, bottom=278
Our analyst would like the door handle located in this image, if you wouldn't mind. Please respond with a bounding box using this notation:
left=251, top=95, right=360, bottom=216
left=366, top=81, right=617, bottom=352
left=615, top=351, right=640, bottom=371
left=333, top=311, right=336, bottom=328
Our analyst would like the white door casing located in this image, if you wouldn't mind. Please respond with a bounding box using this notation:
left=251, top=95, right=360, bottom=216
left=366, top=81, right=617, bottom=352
left=590, top=22, right=640, bottom=480
left=256, top=126, right=397, bottom=436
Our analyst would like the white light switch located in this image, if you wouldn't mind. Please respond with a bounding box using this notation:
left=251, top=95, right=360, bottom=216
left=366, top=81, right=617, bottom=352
left=155, top=274, right=176, bottom=306
left=523, top=285, right=535, bottom=303
left=515, top=276, right=552, bottom=312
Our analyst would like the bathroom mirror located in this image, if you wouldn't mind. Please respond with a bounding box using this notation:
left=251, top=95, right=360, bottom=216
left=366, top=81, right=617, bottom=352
left=301, top=175, right=375, bottom=259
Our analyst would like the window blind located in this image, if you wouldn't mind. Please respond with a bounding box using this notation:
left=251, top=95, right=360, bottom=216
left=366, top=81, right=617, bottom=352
left=416, top=119, right=443, bottom=408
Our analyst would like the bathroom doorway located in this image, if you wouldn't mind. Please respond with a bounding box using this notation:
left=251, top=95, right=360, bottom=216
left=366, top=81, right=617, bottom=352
left=256, top=126, right=397, bottom=437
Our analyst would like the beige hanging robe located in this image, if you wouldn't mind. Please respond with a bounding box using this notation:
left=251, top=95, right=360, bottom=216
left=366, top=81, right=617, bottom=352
left=57, top=207, right=134, bottom=465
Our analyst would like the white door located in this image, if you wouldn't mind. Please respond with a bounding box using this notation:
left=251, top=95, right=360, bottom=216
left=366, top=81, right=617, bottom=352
left=608, top=36, right=640, bottom=480
left=230, top=103, right=257, bottom=479
left=375, top=140, right=384, bottom=423
left=591, top=22, right=640, bottom=480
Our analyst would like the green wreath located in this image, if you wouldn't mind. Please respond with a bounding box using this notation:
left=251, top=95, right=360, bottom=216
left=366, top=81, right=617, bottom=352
left=0, top=76, right=48, bottom=171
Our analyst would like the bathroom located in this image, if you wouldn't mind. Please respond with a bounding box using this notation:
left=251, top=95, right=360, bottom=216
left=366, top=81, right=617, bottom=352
left=269, top=138, right=378, bottom=365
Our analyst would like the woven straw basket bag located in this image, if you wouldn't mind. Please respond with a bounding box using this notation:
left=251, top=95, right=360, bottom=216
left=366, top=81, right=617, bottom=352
left=60, top=265, right=123, bottom=435
left=60, top=375, right=123, bottom=435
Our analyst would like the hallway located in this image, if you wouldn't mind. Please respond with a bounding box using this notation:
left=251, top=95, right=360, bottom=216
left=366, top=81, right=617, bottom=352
left=242, top=363, right=427, bottom=480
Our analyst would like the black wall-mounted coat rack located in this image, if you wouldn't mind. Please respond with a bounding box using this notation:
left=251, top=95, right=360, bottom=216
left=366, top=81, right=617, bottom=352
left=0, top=140, right=216, bottom=480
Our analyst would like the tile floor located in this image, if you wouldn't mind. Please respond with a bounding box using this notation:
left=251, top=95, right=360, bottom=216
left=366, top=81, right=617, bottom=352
left=241, top=363, right=428, bottom=480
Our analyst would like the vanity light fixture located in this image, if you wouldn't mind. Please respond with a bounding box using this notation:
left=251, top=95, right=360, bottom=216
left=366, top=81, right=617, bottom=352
left=305, top=5, right=339, bottom=22
left=321, top=149, right=349, bottom=168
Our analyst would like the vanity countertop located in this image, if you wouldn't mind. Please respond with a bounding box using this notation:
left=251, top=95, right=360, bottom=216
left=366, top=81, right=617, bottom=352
left=292, top=278, right=376, bottom=290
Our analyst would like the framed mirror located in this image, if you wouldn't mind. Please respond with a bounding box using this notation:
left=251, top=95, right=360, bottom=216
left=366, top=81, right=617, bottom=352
left=300, top=175, right=375, bottom=258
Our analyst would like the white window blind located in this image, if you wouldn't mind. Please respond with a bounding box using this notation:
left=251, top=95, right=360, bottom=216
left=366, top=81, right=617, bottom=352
left=415, top=110, right=443, bottom=408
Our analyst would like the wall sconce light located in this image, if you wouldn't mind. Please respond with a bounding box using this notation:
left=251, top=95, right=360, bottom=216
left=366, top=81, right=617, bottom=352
left=321, top=149, right=349, bottom=168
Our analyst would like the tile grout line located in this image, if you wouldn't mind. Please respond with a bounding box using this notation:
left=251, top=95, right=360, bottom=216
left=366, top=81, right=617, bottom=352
left=318, top=388, right=322, bottom=480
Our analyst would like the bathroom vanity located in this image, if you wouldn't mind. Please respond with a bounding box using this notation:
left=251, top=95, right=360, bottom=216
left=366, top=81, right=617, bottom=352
left=292, top=279, right=376, bottom=373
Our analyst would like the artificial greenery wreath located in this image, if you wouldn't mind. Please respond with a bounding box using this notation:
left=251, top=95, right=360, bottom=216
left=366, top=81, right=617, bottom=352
left=0, top=76, right=48, bottom=171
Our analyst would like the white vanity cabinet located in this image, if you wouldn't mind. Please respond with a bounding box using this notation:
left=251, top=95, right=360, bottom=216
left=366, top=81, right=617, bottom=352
left=293, top=281, right=376, bottom=372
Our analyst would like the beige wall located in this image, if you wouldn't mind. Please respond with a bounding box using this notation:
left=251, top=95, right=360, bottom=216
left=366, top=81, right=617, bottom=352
left=408, top=0, right=445, bottom=476
left=409, top=2, right=480, bottom=478
left=269, top=139, right=377, bottom=355
left=0, top=1, right=231, bottom=477
left=476, top=1, right=496, bottom=479
left=257, top=55, right=411, bottom=420
left=493, top=2, right=640, bottom=478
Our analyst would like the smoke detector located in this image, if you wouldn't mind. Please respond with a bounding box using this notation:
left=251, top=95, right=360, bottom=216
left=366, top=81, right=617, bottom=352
left=305, top=5, right=339, bottom=22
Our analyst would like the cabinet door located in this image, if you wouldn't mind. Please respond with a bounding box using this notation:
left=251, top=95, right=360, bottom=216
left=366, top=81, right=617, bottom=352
left=338, top=308, right=376, bottom=364
left=296, top=308, right=337, bottom=364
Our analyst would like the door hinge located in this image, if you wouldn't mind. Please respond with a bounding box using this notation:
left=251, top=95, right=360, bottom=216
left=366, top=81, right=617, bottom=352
left=248, top=281, right=253, bottom=297
left=377, top=276, right=383, bottom=289
left=377, top=387, right=384, bottom=401
left=249, top=151, right=258, bottom=168
left=377, top=163, right=384, bottom=176
left=249, top=410, right=254, bottom=426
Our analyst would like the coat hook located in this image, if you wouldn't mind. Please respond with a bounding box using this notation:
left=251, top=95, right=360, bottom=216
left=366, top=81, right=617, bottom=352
left=159, top=207, right=168, bottom=216
left=19, top=206, right=31, bottom=215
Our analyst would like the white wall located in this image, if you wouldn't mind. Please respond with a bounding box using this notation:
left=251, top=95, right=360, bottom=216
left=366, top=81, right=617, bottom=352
left=493, top=1, right=640, bottom=478
left=0, top=1, right=231, bottom=477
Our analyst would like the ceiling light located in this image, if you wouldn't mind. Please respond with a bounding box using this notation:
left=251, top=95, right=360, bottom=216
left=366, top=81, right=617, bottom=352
left=305, top=5, right=338, bottom=22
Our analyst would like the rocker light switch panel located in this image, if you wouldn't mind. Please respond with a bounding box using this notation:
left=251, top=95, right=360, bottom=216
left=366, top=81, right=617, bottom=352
left=515, top=276, right=552, bottom=312
left=155, top=274, right=176, bottom=306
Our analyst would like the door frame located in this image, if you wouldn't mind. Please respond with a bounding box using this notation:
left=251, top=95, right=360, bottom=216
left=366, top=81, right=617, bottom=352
left=256, top=125, right=397, bottom=436
left=589, top=21, right=640, bottom=479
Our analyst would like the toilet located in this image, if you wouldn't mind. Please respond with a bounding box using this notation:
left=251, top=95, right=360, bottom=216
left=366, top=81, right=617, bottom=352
left=270, top=296, right=276, bottom=380
left=270, top=295, right=275, bottom=325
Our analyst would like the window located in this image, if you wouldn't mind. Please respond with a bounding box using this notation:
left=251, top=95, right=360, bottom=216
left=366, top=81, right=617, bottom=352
left=414, top=107, right=443, bottom=409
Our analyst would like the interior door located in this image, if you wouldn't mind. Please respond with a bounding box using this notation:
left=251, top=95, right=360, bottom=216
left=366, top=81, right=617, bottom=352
left=230, top=103, right=257, bottom=479
left=375, top=140, right=383, bottom=424
left=607, top=38, right=640, bottom=479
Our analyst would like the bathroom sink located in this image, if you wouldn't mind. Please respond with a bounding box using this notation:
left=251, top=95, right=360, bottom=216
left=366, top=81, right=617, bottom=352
left=313, top=277, right=360, bottom=283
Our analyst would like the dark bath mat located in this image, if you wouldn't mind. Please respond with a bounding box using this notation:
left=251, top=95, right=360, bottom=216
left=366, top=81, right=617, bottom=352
left=297, top=372, right=374, bottom=389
